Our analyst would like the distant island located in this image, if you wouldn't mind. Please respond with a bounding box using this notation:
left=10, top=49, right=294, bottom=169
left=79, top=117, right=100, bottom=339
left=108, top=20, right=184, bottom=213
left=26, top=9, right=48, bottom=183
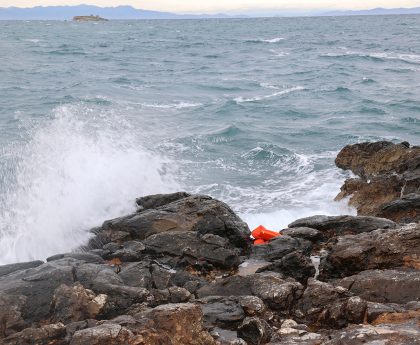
left=73, top=15, right=108, bottom=21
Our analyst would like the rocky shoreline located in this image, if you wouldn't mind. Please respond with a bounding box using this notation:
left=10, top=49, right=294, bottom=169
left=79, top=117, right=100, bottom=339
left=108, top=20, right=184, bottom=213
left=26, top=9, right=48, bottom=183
left=0, top=140, right=419, bottom=345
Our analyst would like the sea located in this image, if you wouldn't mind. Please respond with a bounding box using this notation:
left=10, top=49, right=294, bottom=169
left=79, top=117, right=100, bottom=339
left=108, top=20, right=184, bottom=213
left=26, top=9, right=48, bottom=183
left=0, top=15, right=419, bottom=264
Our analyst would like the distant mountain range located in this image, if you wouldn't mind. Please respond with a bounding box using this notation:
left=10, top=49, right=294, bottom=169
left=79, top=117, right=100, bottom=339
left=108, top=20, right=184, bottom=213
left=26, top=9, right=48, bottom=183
left=0, top=5, right=234, bottom=20
left=323, top=7, right=420, bottom=16
left=1, top=5, right=420, bottom=20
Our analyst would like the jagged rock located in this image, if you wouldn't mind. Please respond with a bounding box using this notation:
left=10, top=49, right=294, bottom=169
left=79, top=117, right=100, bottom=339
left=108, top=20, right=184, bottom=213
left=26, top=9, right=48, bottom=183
left=2, top=323, right=66, bottom=345
left=197, top=272, right=303, bottom=312
left=118, top=261, right=152, bottom=288
left=288, top=215, right=395, bottom=237
left=335, top=141, right=420, bottom=222
left=69, top=323, right=137, bottom=345
left=324, top=322, right=420, bottom=345
left=293, top=279, right=366, bottom=329
left=46, top=253, right=104, bottom=264
left=198, top=296, right=246, bottom=330
left=319, top=224, right=420, bottom=279
left=377, top=194, right=420, bottom=223
left=366, top=302, right=406, bottom=323
left=143, top=231, right=241, bottom=269
left=144, top=303, right=216, bottom=345
left=0, top=293, right=27, bottom=338
left=280, top=227, right=322, bottom=242
left=0, top=259, right=76, bottom=323
left=237, top=317, right=272, bottom=345
left=210, top=328, right=247, bottom=345
left=337, top=268, right=420, bottom=304
left=102, top=241, right=146, bottom=262
left=239, top=296, right=266, bottom=317
left=256, top=252, right=315, bottom=284
left=50, top=282, right=108, bottom=323
left=97, top=194, right=251, bottom=251
left=136, top=192, right=191, bottom=210
left=251, top=236, right=312, bottom=261
left=0, top=261, right=44, bottom=278
left=335, top=141, right=419, bottom=178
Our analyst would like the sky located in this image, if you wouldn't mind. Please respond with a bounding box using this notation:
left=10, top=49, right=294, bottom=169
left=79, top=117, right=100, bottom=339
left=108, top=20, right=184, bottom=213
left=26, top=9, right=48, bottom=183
left=1, top=0, right=420, bottom=13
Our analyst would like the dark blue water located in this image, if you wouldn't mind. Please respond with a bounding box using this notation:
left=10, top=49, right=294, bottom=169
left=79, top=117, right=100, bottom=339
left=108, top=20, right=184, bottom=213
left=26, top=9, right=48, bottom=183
left=0, top=16, right=419, bottom=263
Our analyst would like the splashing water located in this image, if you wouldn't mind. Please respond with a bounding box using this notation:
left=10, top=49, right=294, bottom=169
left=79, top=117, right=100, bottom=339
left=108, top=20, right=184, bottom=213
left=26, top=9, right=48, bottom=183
left=0, top=105, right=178, bottom=264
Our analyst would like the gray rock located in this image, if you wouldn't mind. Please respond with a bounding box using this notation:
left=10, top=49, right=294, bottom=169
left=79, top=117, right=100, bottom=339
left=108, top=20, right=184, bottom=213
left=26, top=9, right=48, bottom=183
left=199, top=296, right=246, bottom=329
left=251, top=236, right=312, bottom=261
left=238, top=317, right=272, bottom=345
left=280, top=227, right=322, bottom=242
left=338, top=268, right=420, bottom=304
left=0, top=261, right=44, bottom=278
left=136, top=192, right=191, bottom=210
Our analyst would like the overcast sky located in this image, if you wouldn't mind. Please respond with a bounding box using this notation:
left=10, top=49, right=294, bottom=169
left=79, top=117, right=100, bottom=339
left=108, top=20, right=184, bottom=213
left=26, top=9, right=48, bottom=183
left=1, top=0, right=420, bottom=13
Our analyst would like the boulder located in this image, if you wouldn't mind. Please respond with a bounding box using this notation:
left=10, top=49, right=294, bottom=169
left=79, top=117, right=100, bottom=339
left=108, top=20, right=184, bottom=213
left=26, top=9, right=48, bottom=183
left=280, top=227, right=322, bottom=242
left=2, top=323, right=66, bottom=345
left=0, top=261, right=44, bottom=278
left=197, top=272, right=303, bottom=313
left=337, top=268, right=420, bottom=304
left=293, top=279, right=366, bottom=329
left=136, top=192, right=190, bottom=210
left=143, top=231, right=241, bottom=269
left=251, top=236, right=312, bottom=261
left=50, top=282, right=108, bottom=323
left=70, top=323, right=137, bottom=345
left=198, top=296, right=246, bottom=330
left=288, top=215, right=395, bottom=237
left=0, top=293, right=27, bottom=338
left=319, top=224, right=420, bottom=279
left=237, top=317, right=272, bottom=345
left=97, top=194, right=251, bottom=251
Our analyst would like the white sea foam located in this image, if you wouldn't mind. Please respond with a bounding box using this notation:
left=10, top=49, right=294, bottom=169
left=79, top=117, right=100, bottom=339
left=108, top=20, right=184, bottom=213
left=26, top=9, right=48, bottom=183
left=322, top=51, right=420, bottom=64
left=138, top=101, right=202, bottom=109
left=262, top=37, right=285, bottom=43
left=234, top=86, right=304, bottom=103
left=0, top=105, right=178, bottom=264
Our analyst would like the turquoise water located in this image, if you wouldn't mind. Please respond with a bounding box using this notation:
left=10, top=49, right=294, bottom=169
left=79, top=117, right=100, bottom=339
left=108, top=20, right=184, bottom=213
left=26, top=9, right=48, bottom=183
left=0, top=16, right=419, bottom=263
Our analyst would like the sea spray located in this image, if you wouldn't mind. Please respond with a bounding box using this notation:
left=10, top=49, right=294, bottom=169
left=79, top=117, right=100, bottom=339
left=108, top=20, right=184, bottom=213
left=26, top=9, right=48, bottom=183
left=0, top=104, right=179, bottom=264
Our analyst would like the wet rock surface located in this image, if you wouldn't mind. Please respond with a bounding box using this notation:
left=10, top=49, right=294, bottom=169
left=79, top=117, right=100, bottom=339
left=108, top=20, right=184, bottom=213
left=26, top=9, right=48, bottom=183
left=335, top=141, right=420, bottom=222
left=0, top=141, right=419, bottom=345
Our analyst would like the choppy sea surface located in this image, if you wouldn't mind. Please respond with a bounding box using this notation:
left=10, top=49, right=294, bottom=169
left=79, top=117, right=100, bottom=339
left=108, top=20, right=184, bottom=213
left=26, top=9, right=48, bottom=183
left=0, top=16, right=419, bottom=263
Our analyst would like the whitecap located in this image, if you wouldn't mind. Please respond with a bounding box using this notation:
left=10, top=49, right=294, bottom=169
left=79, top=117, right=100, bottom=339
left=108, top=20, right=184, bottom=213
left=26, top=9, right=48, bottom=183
left=234, top=86, right=304, bottom=103
left=138, top=101, right=203, bottom=109
left=262, top=37, right=285, bottom=43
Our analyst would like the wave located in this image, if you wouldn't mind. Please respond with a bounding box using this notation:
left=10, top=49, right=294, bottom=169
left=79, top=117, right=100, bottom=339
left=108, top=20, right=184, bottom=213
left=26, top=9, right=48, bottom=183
left=321, top=51, right=420, bottom=65
left=138, top=101, right=203, bottom=109
left=234, top=86, right=304, bottom=103
left=0, top=104, right=178, bottom=264
left=245, top=37, right=285, bottom=43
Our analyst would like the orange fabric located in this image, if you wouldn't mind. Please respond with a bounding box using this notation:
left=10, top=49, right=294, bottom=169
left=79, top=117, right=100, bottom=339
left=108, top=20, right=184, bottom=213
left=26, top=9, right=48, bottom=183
left=251, top=225, right=280, bottom=241
left=253, top=239, right=267, bottom=245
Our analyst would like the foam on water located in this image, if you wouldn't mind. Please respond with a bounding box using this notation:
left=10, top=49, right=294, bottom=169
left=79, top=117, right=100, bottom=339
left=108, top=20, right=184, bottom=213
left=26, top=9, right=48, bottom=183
left=234, top=86, right=304, bottom=103
left=0, top=105, right=178, bottom=264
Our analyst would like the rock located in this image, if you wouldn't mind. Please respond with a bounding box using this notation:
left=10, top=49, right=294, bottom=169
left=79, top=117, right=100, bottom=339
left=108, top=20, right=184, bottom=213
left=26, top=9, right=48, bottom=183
left=144, top=231, right=241, bottom=269
left=103, top=241, right=146, bottom=262
left=377, top=194, right=420, bottom=223
left=70, top=323, right=136, bottom=345
left=239, top=296, right=266, bottom=317
left=288, top=215, right=396, bottom=238
left=337, top=268, right=420, bottom=304
left=136, top=192, right=190, bottom=210
left=334, top=141, right=420, bottom=223
left=145, top=303, right=216, bottom=345
left=237, top=317, right=272, bottom=345
left=167, top=287, right=192, bottom=303
left=293, top=279, right=366, bottom=329
left=98, top=194, right=251, bottom=251
left=319, top=224, right=420, bottom=279
left=335, top=141, right=419, bottom=178
left=210, top=327, right=247, bottom=345
left=0, top=259, right=76, bottom=323
left=0, top=293, right=27, bottom=338
left=366, top=302, right=406, bottom=323
left=118, top=261, right=152, bottom=288
left=256, top=252, right=315, bottom=284
left=51, top=282, right=108, bottom=323
left=199, top=296, right=246, bottom=329
left=251, top=236, right=312, bottom=261
left=0, top=261, right=44, bottom=278
left=2, top=323, right=66, bottom=345
left=324, top=322, right=420, bottom=345
left=197, top=272, right=303, bottom=312
left=280, top=228, right=322, bottom=243
left=46, top=253, right=104, bottom=264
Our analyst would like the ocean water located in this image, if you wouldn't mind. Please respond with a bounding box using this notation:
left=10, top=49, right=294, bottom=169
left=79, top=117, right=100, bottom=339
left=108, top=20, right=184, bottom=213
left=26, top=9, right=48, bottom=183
left=0, top=16, right=419, bottom=264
